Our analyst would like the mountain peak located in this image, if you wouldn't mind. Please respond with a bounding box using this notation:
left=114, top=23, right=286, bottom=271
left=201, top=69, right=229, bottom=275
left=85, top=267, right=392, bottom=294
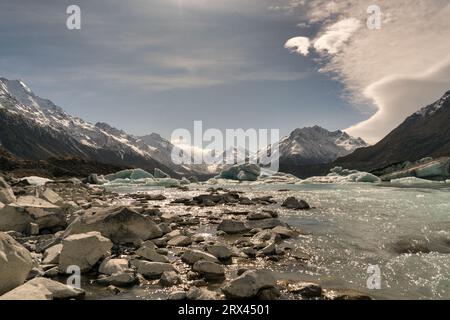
left=415, top=90, right=450, bottom=117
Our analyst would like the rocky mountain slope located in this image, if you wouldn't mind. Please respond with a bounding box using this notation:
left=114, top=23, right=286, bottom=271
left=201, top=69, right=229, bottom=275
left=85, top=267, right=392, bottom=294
left=334, top=91, right=450, bottom=172
left=0, top=78, right=177, bottom=177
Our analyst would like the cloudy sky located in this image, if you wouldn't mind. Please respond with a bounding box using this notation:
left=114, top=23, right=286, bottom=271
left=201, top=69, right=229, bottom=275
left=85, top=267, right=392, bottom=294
left=1, top=0, right=449, bottom=143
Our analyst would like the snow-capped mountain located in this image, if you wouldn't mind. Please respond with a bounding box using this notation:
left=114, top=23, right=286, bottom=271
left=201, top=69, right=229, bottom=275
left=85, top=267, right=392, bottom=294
left=335, top=90, right=450, bottom=172
left=0, top=77, right=178, bottom=176
left=269, top=126, right=367, bottom=166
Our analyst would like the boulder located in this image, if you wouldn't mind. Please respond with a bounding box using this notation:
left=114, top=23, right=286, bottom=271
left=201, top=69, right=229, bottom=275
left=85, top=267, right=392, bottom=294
left=159, top=271, right=181, bottom=287
left=217, top=219, right=250, bottom=234
left=59, top=232, right=112, bottom=273
left=0, top=196, right=65, bottom=233
left=245, top=218, right=287, bottom=230
left=281, top=197, right=310, bottom=210
left=0, top=232, right=33, bottom=294
left=95, top=272, right=137, bottom=287
left=181, top=249, right=220, bottom=265
left=98, top=258, right=129, bottom=275
left=192, top=261, right=225, bottom=281
left=206, top=245, right=233, bottom=261
left=0, top=277, right=84, bottom=300
left=40, top=189, right=64, bottom=206
left=271, top=226, right=299, bottom=239
left=167, top=235, right=192, bottom=247
left=42, top=244, right=63, bottom=265
left=0, top=177, right=15, bottom=204
left=64, top=206, right=163, bottom=244
left=136, top=244, right=169, bottom=263
left=131, top=260, right=176, bottom=279
left=287, top=282, right=322, bottom=298
left=186, top=287, right=222, bottom=300
left=222, top=270, right=276, bottom=299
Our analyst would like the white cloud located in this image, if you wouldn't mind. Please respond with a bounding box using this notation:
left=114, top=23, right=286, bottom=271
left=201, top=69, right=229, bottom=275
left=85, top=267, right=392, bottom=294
left=284, top=0, right=450, bottom=143
left=313, top=18, right=361, bottom=54
left=284, top=37, right=311, bottom=56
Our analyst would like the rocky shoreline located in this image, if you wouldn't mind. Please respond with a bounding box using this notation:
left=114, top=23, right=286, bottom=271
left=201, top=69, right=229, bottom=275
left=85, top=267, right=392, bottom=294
left=0, top=175, right=372, bottom=300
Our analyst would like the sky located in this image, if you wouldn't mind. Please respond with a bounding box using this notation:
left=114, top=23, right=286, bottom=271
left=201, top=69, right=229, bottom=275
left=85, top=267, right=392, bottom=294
left=0, top=0, right=449, bottom=144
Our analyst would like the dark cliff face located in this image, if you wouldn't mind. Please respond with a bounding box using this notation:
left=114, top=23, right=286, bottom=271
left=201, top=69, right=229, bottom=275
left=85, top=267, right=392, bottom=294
left=334, top=91, right=450, bottom=172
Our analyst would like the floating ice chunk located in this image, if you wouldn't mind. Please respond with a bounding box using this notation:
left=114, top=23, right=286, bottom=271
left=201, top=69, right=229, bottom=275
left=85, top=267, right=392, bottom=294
left=105, top=169, right=134, bottom=181
left=130, top=169, right=154, bottom=180
left=20, top=176, right=53, bottom=186
left=218, top=164, right=260, bottom=181
left=390, top=177, right=444, bottom=186
left=154, top=168, right=170, bottom=179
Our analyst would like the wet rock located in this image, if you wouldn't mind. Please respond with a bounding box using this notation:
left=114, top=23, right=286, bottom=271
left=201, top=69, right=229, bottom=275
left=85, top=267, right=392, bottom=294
left=181, top=249, right=220, bottom=265
left=281, top=197, right=310, bottom=210
left=159, top=271, right=181, bottom=287
left=247, top=211, right=273, bottom=220
left=288, top=282, right=322, bottom=298
left=390, top=236, right=433, bottom=254
left=222, top=270, right=276, bottom=299
left=192, top=261, right=225, bottom=282
left=131, top=260, right=176, bottom=279
left=64, top=206, right=163, bottom=244
left=259, top=243, right=277, bottom=256
left=0, top=232, right=33, bottom=295
left=217, top=219, right=250, bottom=234
left=290, top=248, right=311, bottom=261
left=59, top=232, right=112, bottom=273
left=323, top=289, right=372, bottom=300
left=167, top=235, right=192, bottom=247
left=98, top=258, right=129, bottom=275
left=271, top=226, right=299, bottom=239
left=0, top=277, right=84, bottom=300
left=257, top=287, right=280, bottom=300
left=136, top=243, right=169, bottom=263
left=96, top=272, right=137, bottom=287
left=42, top=244, right=63, bottom=265
left=169, top=291, right=187, bottom=300
left=206, top=245, right=233, bottom=261
left=147, top=194, right=167, bottom=201
left=186, top=287, right=223, bottom=300
left=246, top=218, right=287, bottom=230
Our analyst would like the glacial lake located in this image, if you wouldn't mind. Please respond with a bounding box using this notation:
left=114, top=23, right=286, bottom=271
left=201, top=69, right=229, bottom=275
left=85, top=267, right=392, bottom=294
left=103, top=183, right=450, bottom=300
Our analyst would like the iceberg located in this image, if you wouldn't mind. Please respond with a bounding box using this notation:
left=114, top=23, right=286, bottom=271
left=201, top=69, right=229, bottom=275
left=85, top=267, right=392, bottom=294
left=105, top=169, right=154, bottom=181
left=154, top=168, right=170, bottom=179
left=297, top=167, right=380, bottom=184
left=218, top=164, right=261, bottom=181
left=20, top=176, right=53, bottom=186
left=389, top=177, right=445, bottom=186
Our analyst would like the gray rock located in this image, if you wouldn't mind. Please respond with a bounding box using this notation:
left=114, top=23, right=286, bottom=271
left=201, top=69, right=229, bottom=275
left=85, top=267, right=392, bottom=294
left=98, top=258, right=129, bottom=275
left=271, top=226, right=299, bottom=239
left=96, top=272, right=137, bottom=287
left=0, top=177, right=16, bottom=204
left=181, top=249, right=220, bottom=265
left=281, top=197, right=310, bottom=210
left=59, top=232, right=112, bottom=273
left=0, top=232, right=33, bottom=295
left=167, top=235, right=192, bottom=247
left=159, top=271, right=181, bottom=287
left=222, top=270, right=276, bottom=299
left=193, top=261, right=225, bottom=281
left=217, top=219, right=250, bottom=234
left=186, top=287, right=222, bottom=300
left=131, top=260, right=176, bottom=279
left=206, top=245, right=233, bottom=261
left=42, top=244, right=63, bottom=265
left=136, top=245, right=169, bottom=263
left=0, top=277, right=84, bottom=300
left=0, top=196, right=65, bottom=233
left=64, top=206, right=163, bottom=244
left=288, top=282, right=322, bottom=298
left=168, top=291, right=187, bottom=300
